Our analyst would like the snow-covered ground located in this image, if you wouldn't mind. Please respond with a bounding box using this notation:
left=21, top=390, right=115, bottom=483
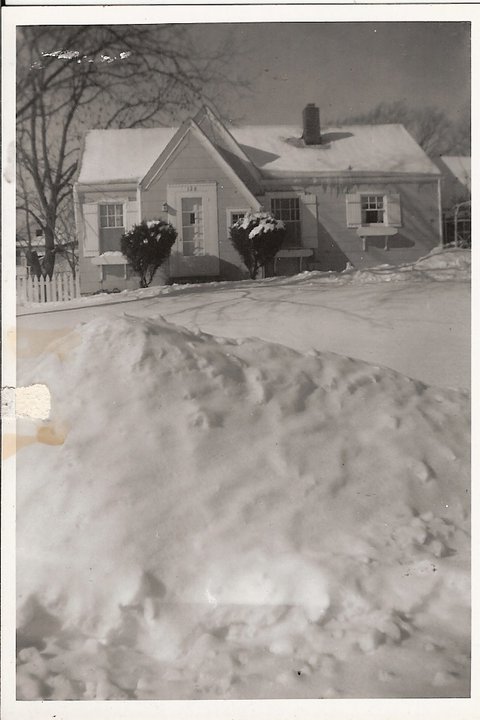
left=14, top=249, right=471, bottom=701
left=17, top=247, right=470, bottom=390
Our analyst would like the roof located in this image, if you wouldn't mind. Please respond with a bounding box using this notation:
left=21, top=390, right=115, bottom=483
left=231, top=124, right=440, bottom=176
left=439, top=156, right=471, bottom=190
left=16, top=235, right=46, bottom=249
left=77, top=120, right=440, bottom=185
left=77, top=127, right=177, bottom=183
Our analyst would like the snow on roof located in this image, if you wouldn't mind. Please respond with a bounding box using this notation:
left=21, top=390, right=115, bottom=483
left=230, top=124, right=440, bottom=175
left=77, top=127, right=177, bottom=184
left=77, top=122, right=439, bottom=185
left=440, top=156, right=471, bottom=190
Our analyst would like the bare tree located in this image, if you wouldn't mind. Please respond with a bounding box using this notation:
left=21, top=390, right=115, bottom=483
left=17, top=150, right=78, bottom=278
left=17, top=24, right=241, bottom=274
left=54, top=202, right=79, bottom=278
left=337, top=100, right=470, bottom=157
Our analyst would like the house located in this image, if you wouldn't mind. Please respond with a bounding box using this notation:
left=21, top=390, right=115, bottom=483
left=16, top=230, right=46, bottom=275
left=437, top=156, right=471, bottom=200
left=74, top=104, right=443, bottom=293
left=16, top=229, right=73, bottom=277
left=435, top=156, right=471, bottom=247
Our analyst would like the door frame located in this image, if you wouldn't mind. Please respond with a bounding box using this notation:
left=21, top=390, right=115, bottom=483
left=166, top=182, right=219, bottom=277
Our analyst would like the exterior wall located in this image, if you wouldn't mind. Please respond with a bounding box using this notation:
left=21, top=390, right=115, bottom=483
left=76, top=186, right=146, bottom=294
left=76, top=138, right=442, bottom=291
left=265, top=177, right=441, bottom=272
left=141, top=133, right=255, bottom=281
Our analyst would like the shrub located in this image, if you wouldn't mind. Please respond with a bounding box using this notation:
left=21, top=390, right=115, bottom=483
left=121, top=220, right=177, bottom=288
left=229, top=212, right=286, bottom=279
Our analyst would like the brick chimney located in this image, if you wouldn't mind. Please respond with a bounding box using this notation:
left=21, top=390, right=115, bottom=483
left=302, top=103, right=321, bottom=145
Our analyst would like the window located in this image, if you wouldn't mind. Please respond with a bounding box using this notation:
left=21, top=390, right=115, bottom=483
left=361, top=195, right=384, bottom=224
left=181, top=197, right=204, bottom=256
left=102, top=264, right=127, bottom=281
left=228, top=210, right=247, bottom=227
left=271, top=197, right=301, bottom=246
left=99, top=204, right=124, bottom=228
left=99, top=203, right=125, bottom=253
left=346, top=192, right=401, bottom=229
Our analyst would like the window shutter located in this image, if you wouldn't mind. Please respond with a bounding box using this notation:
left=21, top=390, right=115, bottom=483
left=299, top=193, right=318, bottom=249
left=125, top=200, right=138, bottom=231
left=345, top=193, right=362, bottom=227
left=386, top=194, right=402, bottom=227
left=83, top=203, right=99, bottom=257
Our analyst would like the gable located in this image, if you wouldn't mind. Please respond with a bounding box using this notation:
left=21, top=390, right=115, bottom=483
left=140, top=121, right=261, bottom=209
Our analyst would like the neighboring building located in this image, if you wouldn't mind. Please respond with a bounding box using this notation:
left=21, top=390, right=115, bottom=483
left=74, top=105, right=443, bottom=293
left=16, top=231, right=46, bottom=276
left=438, top=156, right=471, bottom=197
left=435, top=156, right=471, bottom=247
left=16, top=230, right=72, bottom=276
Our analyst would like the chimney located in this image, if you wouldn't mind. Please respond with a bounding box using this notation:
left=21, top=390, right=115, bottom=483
left=302, top=103, right=321, bottom=145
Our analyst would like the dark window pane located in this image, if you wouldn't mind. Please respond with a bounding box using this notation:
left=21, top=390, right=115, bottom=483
left=182, top=226, right=195, bottom=243
left=100, top=227, right=124, bottom=252
left=182, top=241, right=195, bottom=256
left=231, top=212, right=245, bottom=224
left=102, top=264, right=125, bottom=280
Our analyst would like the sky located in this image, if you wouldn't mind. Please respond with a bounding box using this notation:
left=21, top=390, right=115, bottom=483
left=195, top=22, right=471, bottom=126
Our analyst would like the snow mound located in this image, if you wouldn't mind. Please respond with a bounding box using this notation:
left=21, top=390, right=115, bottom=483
left=289, top=248, right=471, bottom=286
left=16, top=314, right=470, bottom=699
left=349, top=246, right=470, bottom=281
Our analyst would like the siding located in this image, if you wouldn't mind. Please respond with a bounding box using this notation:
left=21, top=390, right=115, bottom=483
left=314, top=179, right=440, bottom=269
left=265, top=178, right=440, bottom=271
left=141, top=133, right=255, bottom=280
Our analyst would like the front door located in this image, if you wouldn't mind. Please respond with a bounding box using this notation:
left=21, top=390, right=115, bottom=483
left=167, top=183, right=220, bottom=278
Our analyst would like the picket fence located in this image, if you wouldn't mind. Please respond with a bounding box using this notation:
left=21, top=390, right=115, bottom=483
left=17, top=272, right=81, bottom=304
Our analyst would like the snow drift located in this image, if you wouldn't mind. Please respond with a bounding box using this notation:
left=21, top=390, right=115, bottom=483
left=16, top=309, right=470, bottom=700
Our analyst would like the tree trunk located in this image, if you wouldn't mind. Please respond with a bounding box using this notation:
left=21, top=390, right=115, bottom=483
left=42, top=248, right=56, bottom=279
left=42, top=222, right=57, bottom=277
left=26, top=249, right=42, bottom=279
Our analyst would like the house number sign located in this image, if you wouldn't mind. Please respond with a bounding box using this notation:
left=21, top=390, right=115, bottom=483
left=173, top=184, right=198, bottom=192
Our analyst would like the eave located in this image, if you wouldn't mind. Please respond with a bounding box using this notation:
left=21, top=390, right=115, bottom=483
left=74, top=180, right=140, bottom=193
left=259, top=170, right=441, bottom=189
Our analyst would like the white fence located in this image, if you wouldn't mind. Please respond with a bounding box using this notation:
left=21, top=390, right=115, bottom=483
left=17, top=272, right=81, bottom=304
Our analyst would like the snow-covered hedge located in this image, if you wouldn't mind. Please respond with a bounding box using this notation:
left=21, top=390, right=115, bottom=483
left=230, top=211, right=286, bottom=279
left=121, top=220, right=177, bottom=288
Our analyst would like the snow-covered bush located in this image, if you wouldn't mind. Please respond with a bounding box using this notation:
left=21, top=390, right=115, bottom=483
left=230, top=211, right=286, bottom=279
left=121, top=220, right=177, bottom=288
